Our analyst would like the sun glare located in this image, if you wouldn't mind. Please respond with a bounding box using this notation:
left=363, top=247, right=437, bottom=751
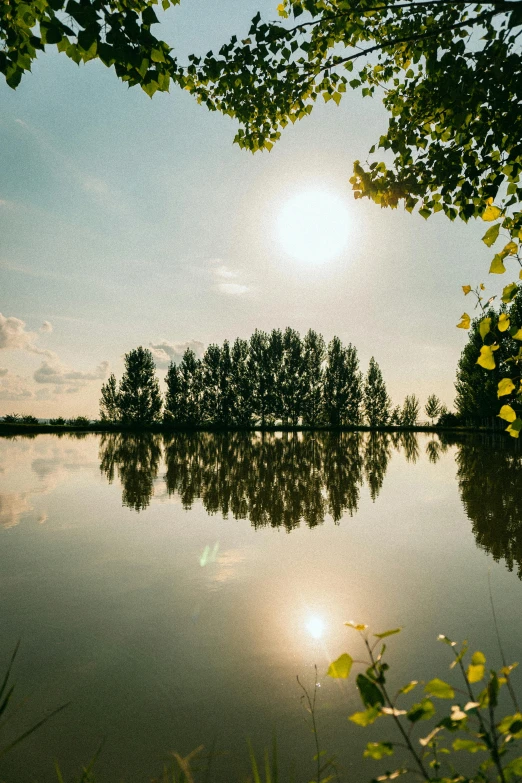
left=277, top=189, right=350, bottom=264
left=306, top=616, right=325, bottom=640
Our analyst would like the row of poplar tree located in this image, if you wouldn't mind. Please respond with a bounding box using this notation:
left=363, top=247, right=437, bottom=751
left=99, top=328, right=420, bottom=427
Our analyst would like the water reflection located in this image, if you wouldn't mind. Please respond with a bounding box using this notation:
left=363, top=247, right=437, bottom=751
left=456, top=437, right=522, bottom=578
left=96, top=431, right=522, bottom=578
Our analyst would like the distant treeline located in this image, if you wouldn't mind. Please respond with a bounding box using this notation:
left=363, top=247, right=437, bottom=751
left=100, top=329, right=432, bottom=427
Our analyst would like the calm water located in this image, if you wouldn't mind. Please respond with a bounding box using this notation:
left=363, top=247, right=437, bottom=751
left=0, top=431, right=521, bottom=782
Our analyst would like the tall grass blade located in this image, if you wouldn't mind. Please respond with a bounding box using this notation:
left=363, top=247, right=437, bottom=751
left=0, top=640, right=20, bottom=703
left=247, top=739, right=262, bottom=783
left=0, top=701, right=70, bottom=761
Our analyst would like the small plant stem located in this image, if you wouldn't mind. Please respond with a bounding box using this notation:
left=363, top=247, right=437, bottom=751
left=364, top=638, right=431, bottom=781
left=488, top=570, right=520, bottom=712
left=454, top=652, right=506, bottom=783
left=297, top=667, right=322, bottom=783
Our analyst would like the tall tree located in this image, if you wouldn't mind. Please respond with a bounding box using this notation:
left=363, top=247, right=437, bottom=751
left=118, top=347, right=162, bottom=425
left=301, top=329, right=325, bottom=427
left=99, top=373, right=120, bottom=422
left=455, top=300, right=522, bottom=421
left=176, top=348, right=203, bottom=426
left=400, top=395, right=420, bottom=427
left=363, top=358, right=390, bottom=427
left=249, top=330, right=273, bottom=426
left=279, top=327, right=305, bottom=426
left=217, top=340, right=235, bottom=427
left=230, top=337, right=254, bottom=427
left=201, top=344, right=222, bottom=424
left=425, top=395, right=443, bottom=425
left=323, top=337, right=362, bottom=427
left=164, top=361, right=182, bottom=423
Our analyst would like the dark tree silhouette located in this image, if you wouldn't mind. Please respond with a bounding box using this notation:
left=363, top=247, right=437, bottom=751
left=363, top=357, right=391, bottom=426
left=99, top=373, right=120, bottom=422
left=118, top=347, right=162, bottom=425
left=323, top=338, right=362, bottom=426
left=301, top=329, right=326, bottom=427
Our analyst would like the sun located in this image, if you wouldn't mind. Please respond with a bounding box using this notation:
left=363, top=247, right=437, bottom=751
left=277, top=189, right=350, bottom=264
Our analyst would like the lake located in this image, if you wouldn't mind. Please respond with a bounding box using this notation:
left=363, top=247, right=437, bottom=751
left=0, top=431, right=521, bottom=782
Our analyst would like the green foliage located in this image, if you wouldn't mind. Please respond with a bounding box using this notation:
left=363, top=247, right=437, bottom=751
left=67, top=416, right=90, bottom=427
left=118, top=347, right=162, bottom=425
left=49, top=417, right=66, bottom=426
left=323, top=337, right=362, bottom=426
left=99, top=374, right=120, bottom=422
left=424, top=395, right=442, bottom=425
left=400, top=395, right=420, bottom=427
left=301, top=329, right=326, bottom=426
left=327, top=623, right=522, bottom=783
left=2, top=413, right=20, bottom=423
left=455, top=294, right=522, bottom=422
left=0, top=0, right=185, bottom=97
left=363, top=357, right=391, bottom=426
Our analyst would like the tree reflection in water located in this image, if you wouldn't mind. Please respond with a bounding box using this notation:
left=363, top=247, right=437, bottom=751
left=456, top=436, right=522, bottom=578
left=97, top=431, right=522, bottom=578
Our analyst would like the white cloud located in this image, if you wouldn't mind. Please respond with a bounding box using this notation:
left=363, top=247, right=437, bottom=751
left=33, top=359, right=109, bottom=391
left=0, top=372, right=33, bottom=401
left=209, top=260, right=250, bottom=296
left=149, top=340, right=204, bottom=368
left=0, top=312, right=55, bottom=357
left=217, top=283, right=250, bottom=296
left=40, top=321, right=53, bottom=333
left=0, top=368, right=7, bottom=377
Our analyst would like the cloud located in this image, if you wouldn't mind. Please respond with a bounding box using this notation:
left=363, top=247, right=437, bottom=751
left=0, top=372, right=33, bottom=401
left=149, top=340, right=205, bottom=368
left=40, top=321, right=53, bottom=333
left=209, top=260, right=250, bottom=296
left=0, top=368, right=7, bottom=377
left=213, top=264, right=237, bottom=280
left=0, top=313, right=55, bottom=357
left=217, top=283, right=250, bottom=296
left=33, top=359, right=109, bottom=391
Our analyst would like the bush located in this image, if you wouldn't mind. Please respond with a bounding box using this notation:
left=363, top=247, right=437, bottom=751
left=67, top=416, right=91, bottom=427
left=2, top=413, right=20, bottom=423
left=437, top=411, right=462, bottom=427
left=21, top=415, right=38, bottom=425
left=49, top=417, right=66, bottom=426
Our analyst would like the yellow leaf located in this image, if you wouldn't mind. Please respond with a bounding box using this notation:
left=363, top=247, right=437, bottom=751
left=480, top=283, right=486, bottom=290
left=345, top=621, right=368, bottom=631
left=512, top=328, right=522, bottom=340
left=482, top=204, right=502, bottom=222
left=504, top=241, right=518, bottom=255
left=490, top=254, right=506, bottom=274
left=498, top=313, right=510, bottom=332
left=457, top=313, right=470, bottom=329
left=477, top=345, right=497, bottom=370
left=499, top=405, right=517, bottom=423
left=327, top=653, right=353, bottom=678
left=507, top=420, right=522, bottom=438
left=520, top=269, right=522, bottom=280
left=462, top=285, right=472, bottom=295
left=498, top=378, right=515, bottom=398
left=479, top=317, right=491, bottom=340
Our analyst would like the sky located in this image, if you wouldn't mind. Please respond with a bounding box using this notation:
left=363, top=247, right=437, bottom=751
left=0, top=0, right=503, bottom=417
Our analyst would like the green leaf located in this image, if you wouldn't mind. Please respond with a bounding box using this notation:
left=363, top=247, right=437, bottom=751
left=407, top=699, right=435, bottom=723
left=364, top=742, right=394, bottom=760
left=482, top=223, right=500, bottom=247
left=374, top=628, right=401, bottom=639
left=498, top=713, right=522, bottom=736
left=349, top=706, right=381, bottom=726
left=498, top=405, right=517, bottom=423
left=502, top=283, right=519, bottom=303
left=482, top=204, right=502, bottom=222
left=345, top=621, right=368, bottom=631
left=476, top=344, right=498, bottom=370
left=490, top=254, right=507, bottom=274
left=498, top=378, right=516, bottom=397
left=504, top=757, right=522, bottom=781
left=327, top=653, right=353, bottom=679
left=398, top=680, right=418, bottom=696
left=356, top=674, right=384, bottom=708
left=452, top=738, right=487, bottom=753
left=424, top=678, right=455, bottom=699
left=467, top=651, right=486, bottom=683
left=479, top=317, right=491, bottom=340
